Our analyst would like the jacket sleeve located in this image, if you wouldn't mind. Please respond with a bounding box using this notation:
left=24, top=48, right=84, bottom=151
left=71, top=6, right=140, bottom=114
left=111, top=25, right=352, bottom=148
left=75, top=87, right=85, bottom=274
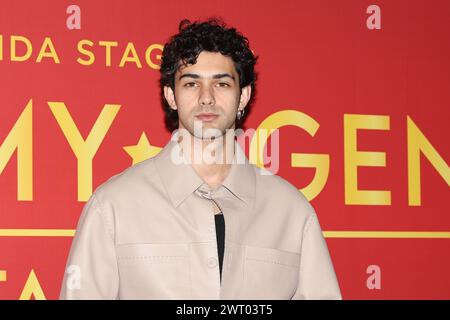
left=59, top=193, right=119, bottom=299
left=291, top=212, right=342, bottom=300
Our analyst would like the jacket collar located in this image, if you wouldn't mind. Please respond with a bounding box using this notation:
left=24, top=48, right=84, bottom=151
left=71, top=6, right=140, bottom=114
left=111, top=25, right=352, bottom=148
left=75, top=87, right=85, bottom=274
left=153, top=133, right=256, bottom=208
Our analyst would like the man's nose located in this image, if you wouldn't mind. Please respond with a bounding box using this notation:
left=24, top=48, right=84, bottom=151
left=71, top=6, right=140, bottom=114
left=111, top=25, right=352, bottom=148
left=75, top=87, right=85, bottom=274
left=199, top=86, right=215, bottom=106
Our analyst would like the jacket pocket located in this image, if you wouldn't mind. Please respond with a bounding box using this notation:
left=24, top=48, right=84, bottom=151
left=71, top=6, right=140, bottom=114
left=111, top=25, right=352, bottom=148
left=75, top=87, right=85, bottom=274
left=241, top=245, right=300, bottom=299
left=116, top=243, right=191, bottom=299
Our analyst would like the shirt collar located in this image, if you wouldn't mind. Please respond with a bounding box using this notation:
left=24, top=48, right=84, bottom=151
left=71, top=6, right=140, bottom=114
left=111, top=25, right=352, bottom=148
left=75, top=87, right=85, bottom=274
left=221, top=141, right=256, bottom=206
left=153, top=135, right=255, bottom=209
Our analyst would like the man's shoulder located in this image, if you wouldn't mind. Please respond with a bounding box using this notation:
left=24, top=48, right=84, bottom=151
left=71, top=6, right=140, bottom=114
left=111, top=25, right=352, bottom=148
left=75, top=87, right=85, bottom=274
left=252, top=165, right=315, bottom=214
left=93, top=156, right=160, bottom=200
left=253, top=165, right=302, bottom=195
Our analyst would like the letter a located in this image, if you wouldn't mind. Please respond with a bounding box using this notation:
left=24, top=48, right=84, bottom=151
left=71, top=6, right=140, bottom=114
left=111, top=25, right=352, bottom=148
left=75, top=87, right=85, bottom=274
left=366, top=5, right=381, bottom=30
left=66, top=5, right=81, bottom=30
left=366, top=265, right=381, bottom=290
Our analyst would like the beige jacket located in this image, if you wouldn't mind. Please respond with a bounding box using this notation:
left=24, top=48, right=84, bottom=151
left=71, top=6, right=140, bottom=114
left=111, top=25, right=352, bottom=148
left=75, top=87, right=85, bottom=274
left=59, top=137, right=342, bottom=300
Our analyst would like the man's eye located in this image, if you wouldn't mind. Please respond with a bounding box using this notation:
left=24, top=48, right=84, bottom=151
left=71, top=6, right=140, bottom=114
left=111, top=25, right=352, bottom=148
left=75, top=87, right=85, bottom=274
left=217, top=82, right=230, bottom=87
left=184, top=82, right=197, bottom=87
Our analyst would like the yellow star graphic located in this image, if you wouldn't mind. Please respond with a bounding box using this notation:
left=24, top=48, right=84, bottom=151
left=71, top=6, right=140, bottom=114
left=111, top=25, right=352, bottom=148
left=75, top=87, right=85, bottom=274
left=123, top=132, right=162, bottom=165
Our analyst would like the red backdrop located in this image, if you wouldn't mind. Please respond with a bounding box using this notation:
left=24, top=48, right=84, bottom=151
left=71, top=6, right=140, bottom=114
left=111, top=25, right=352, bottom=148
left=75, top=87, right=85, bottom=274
left=0, top=0, right=449, bottom=299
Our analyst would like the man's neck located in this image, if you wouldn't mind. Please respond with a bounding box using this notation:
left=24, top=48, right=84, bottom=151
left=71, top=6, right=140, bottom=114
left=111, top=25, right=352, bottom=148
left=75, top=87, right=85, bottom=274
left=178, top=130, right=236, bottom=189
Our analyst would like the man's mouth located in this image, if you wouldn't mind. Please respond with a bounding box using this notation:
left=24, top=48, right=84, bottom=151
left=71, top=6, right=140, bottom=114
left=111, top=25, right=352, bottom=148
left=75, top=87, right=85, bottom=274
left=195, top=113, right=219, bottom=122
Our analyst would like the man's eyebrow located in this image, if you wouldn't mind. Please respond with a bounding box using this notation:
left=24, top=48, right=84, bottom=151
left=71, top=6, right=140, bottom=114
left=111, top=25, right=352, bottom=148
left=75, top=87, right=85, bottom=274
left=212, top=73, right=235, bottom=80
left=178, top=73, right=235, bottom=80
left=179, top=73, right=200, bottom=80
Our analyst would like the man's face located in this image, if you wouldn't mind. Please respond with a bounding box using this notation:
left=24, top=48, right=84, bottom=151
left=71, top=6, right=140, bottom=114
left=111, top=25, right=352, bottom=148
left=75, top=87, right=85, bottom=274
left=164, top=51, right=251, bottom=139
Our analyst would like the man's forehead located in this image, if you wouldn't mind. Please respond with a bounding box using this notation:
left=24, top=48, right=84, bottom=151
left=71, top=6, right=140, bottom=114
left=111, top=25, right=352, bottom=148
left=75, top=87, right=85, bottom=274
left=176, top=52, right=237, bottom=78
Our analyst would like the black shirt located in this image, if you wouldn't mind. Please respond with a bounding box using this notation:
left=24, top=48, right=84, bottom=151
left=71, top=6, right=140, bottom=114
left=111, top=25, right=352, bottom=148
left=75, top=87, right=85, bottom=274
left=214, top=213, right=225, bottom=282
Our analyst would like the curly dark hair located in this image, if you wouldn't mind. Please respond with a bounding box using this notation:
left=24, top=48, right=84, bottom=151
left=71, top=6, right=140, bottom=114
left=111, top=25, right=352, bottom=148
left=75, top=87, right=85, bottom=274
left=159, top=17, right=258, bottom=131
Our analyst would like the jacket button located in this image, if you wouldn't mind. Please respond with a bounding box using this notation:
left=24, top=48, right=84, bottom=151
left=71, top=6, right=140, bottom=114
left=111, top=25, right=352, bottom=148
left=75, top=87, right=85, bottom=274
left=207, top=257, right=218, bottom=268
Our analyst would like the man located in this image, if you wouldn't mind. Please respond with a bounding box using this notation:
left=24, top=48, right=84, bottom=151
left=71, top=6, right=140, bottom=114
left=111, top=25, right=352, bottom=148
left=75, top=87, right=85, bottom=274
left=60, top=18, right=342, bottom=300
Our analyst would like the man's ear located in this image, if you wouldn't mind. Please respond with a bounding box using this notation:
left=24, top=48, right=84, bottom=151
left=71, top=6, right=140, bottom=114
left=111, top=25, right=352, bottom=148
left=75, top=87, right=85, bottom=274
left=238, top=85, right=252, bottom=112
left=163, top=86, right=177, bottom=110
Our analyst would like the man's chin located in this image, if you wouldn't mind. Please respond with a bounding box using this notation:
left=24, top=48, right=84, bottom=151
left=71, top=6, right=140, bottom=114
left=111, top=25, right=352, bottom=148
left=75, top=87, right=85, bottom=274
left=177, top=121, right=236, bottom=141
left=191, top=123, right=224, bottom=139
